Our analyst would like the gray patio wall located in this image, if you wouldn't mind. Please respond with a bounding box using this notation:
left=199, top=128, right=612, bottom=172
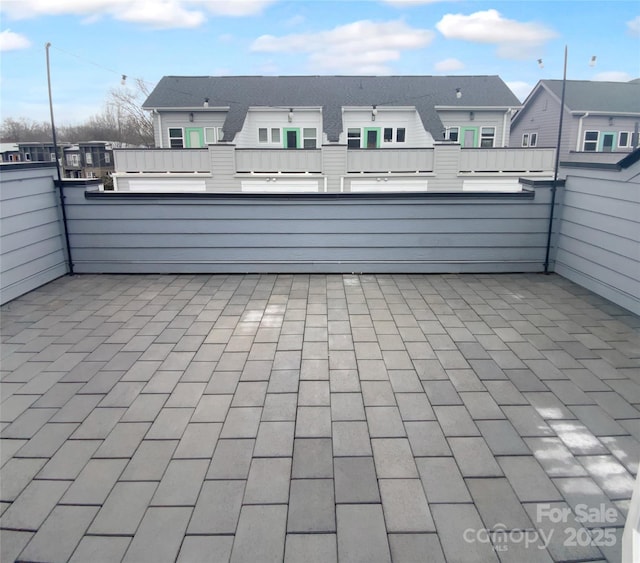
left=554, top=157, right=640, bottom=315
left=0, top=164, right=68, bottom=305
left=62, top=184, right=552, bottom=274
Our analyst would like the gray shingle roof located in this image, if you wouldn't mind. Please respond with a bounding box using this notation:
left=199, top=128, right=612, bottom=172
left=542, top=79, right=640, bottom=113
left=143, top=75, right=520, bottom=142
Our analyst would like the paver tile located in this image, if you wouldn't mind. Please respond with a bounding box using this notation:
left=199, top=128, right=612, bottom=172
left=334, top=457, right=380, bottom=503
left=188, top=480, right=245, bottom=534
left=120, top=439, right=177, bottom=481
left=177, top=536, right=233, bottom=563
left=69, top=536, right=131, bottom=563
left=287, top=479, right=335, bottom=532
left=61, top=458, right=128, bottom=505
left=416, top=456, right=470, bottom=503
left=207, top=438, right=255, bottom=479
left=231, top=505, right=288, bottom=563
left=18, top=505, right=98, bottom=563
left=0, top=530, right=33, bottom=563
left=477, top=419, right=530, bottom=455
left=448, top=437, right=503, bottom=477
left=151, top=459, right=209, bottom=506
left=379, top=478, right=435, bottom=532
left=89, top=481, right=158, bottom=535
left=123, top=506, right=192, bottom=563
left=433, top=405, right=480, bottom=436
left=336, top=504, right=391, bottom=563
left=284, top=533, right=337, bottom=563
left=244, top=457, right=291, bottom=504
left=292, top=438, right=333, bottom=478
left=388, top=534, right=445, bottom=563
left=466, top=477, right=534, bottom=530
left=371, top=438, right=418, bottom=478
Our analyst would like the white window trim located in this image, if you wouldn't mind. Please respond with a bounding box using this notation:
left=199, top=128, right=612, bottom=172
left=169, top=127, right=185, bottom=148
left=347, top=128, right=362, bottom=148
left=480, top=127, right=496, bottom=148
left=258, top=127, right=282, bottom=145
left=303, top=128, right=317, bottom=149
left=85, top=152, right=93, bottom=165
left=522, top=133, right=529, bottom=147
left=583, top=130, right=599, bottom=151
left=445, top=126, right=459, bottom=142
left=104, top=153, right=111, bottom=164
left=530, top=133, right=538, bottom=147
left=382, top=127, right=407, bottom=144
left=618, top=131, right=631, bottom=148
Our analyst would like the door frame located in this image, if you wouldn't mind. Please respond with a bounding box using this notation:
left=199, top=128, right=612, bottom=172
left=283, top=128, right=301, bottom=149
left=364, top=128, right=381, bottom=149
left=461, top=127, right=478, bottom=148
left=185, top=127, right=204, bottom=148
left=599, top=132, right=616, bottom=152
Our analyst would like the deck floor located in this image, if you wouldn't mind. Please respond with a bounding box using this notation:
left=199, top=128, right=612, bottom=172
left=1, top=273, right=639, bottom=562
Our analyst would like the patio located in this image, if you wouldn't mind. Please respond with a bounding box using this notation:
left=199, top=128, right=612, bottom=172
left=1, top=272, right=639, bottom=562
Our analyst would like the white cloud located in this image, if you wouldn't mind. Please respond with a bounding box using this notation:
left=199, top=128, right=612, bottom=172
left=0, top=29, right=31, bottom=51
left=0, top=0, right=275, bottom=28
left=434, top=57, right=464, bottom=72
left=436, top=9, right=556, bottom=59
left=506, top=81, right=533, bottom=102
left=592, top=71, right=633, bottom=82
left=116, top=1, right=205, bottom=28
left=627, top=15, right=640, bottom=36
left=251, top=19, right=434, bottom=74
left=284, top=14, right=305, bottom=27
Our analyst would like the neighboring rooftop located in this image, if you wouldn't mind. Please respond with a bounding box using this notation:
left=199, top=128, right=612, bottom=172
left=536, top=79, right=640, bottom=113
left=143, top=75, right=521, bottom=142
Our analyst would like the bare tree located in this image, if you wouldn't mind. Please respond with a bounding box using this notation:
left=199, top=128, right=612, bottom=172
left=0, top=118, right=51, bottom=142
left=106, top=78, right=154, bottom=146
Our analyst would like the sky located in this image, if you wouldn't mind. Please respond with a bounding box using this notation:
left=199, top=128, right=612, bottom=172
left=1, top=0, right=639, bottom=125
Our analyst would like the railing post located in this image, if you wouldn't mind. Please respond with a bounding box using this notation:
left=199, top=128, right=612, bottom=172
left=322, top=145, right=348, bottom=192
left=209, top=144, right=240, bottom=191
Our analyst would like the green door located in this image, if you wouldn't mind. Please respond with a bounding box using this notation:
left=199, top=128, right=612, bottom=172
left=185, top=128, right=204, bottom=148
left=461, top=128, right=478, bottom=147
left=364, top=128, right=380, bottom=148
left=283, top=128, right=300, bottom=149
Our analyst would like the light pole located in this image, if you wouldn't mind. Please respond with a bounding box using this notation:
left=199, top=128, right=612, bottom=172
left=45, top=42, right=74, bottom=275
left=542, top=45, right=568, bottom=274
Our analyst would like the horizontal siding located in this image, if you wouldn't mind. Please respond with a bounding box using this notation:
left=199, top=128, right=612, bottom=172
left=554, top=170, right=640, bottom=315
left=0, top=166, right=67, bottom=304
left=65, top=185, right=551, bottom=274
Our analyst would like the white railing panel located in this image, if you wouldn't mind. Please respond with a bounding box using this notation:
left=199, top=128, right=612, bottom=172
left=236, top=150, right=322, bottom=173
left=460, top=148, right=555, bottom=173
left=347, top=149, right=434, bottom=173
left=115, top=149, right=210, bottom=173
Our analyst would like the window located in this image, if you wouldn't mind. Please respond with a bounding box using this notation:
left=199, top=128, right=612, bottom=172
left=67, top=154, right=79, bottom=166
left=25, top=153, right=31, bottom=161
left=619, top=131, right=630, bottom=148
left=205, top=127, right=216, bottom=144
left=445, top=127, right=459, bottom=142
left=530, top=133, right=538, bottom=147
left=383, top=127, right=406, bottom=143
left=480, top=127, right=495, bottom=148
left=85, top=152, right=93, bottom=165
left=50, top=153, right=56, bottom=162
left=169, top=128, right=184, bottom=148
left=522, top=134, right=529, bottom=147
left=583, top=130, right=598, bottom=151
left=347, top=128, right=361, bottom=148
left=104, top=153, right=111, bottom=164
left=303, top=128, right=317, bottom=149
left=258, top=128, right=281, bottom=144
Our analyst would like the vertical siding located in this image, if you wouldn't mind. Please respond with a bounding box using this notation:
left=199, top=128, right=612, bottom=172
left=209, top=145, right=240, bottom=191
left=65, top=185, right=551, bottom=274
left=322, top=145, right=348, bottom=192
left=553, top=162, right=640, bottom=315
left=428, top=144, right=463, bottom=191
left=0, top=165, right=68, bottom=304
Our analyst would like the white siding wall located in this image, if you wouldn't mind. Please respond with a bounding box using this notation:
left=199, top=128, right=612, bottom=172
left=156, top=110, right=228, bottom=148
left=340, top=109, right=432, bottom=147
left=438, top=109, right=512, bottom=147
left=234, top=109, right=323, bottom=148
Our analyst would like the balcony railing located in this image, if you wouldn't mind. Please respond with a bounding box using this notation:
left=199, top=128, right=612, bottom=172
left=236, top=149, right=322, bottom=173
left=459, top=147, right=555, bottom=173
left=114, top=148, right=210, bottom=173
left=348, top=148, right=434, bottom=173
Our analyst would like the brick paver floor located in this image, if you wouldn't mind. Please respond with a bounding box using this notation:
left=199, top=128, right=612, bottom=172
left=1, top=273, right=639, bottom=562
